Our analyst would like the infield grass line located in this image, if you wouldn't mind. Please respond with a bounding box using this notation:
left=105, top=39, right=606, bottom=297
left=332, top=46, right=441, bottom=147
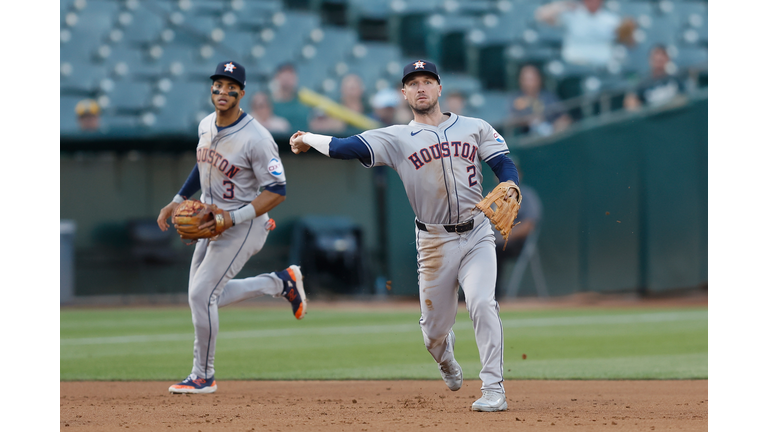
left=61, top=310, right=706, bottom=346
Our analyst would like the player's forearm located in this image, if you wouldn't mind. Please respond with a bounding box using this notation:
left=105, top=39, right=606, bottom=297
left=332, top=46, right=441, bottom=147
left=487, top=154, right=520, bottom=185
left=303, top=133, right=369, bottom=159
left=250, top=190, right=285, bottom=217
left=302, top=133, right=373, bottom=164
left=174, top=164, right=201, bottom=202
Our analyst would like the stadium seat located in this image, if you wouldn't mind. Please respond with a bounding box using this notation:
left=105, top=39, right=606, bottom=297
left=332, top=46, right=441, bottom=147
left=296, top=27, right=358, bottom=92
left=119, top=7, right=167, bottom=44
left=387, top=0, right=443, bottom=57
left=440, top=73, right=482, bottom=96
left=108, top=81, right=153, bottom=113
left=471, top=90, right=509, bottom=127
left=60, top=61, right=108, bottom=95
left=346, top=0, right=390, bottom=41
left=424, top=14, right=478, bottom=73
left=674, top=46, right=708, bottom=71
left=332, top=42, right=403, bottom=98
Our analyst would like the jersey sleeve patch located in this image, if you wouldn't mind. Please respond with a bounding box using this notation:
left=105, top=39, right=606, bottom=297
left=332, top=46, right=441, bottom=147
left=268, top=158, right=284, bottom=176
left=492, top=128, right=505, bottom=143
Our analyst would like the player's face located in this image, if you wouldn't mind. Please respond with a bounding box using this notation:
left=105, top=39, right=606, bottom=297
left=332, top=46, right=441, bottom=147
left=402, top=74, right=442, bottom=115
left=211, top=78, right=244, bottom=111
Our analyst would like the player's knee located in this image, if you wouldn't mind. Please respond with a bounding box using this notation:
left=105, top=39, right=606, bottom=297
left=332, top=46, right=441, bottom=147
left=423, top=331, right=449, bottom=350
left=188, top=289, right=214, bottom=309
left=464, top=296, right=496, bottom=317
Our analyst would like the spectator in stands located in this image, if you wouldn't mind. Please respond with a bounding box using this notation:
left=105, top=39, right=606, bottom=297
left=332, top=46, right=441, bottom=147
left=535, top=0, right=636, bottom=68
left=339, top=73, right=371, bottom=115
left=308, top=73, right=375, bottom=133
left=370, top=88, right=401, bottom=126
left=507, top=64, right=571, bottom=137
left=75, top=98, right=101, bottom=132
left=445, top=91, right=466, bottom=116
left=270, top=62, right=312, bottom=131
left=623, top=45, right=686, bottom=111
left=493, top=169, right=543, bottom=299
left=308, top=108, right=347, bottom=133
left=249, top=91, right=290, bottom=134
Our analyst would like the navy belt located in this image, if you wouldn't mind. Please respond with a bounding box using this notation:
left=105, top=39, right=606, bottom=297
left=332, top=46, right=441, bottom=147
left=416, top=219, right=474, bottom=233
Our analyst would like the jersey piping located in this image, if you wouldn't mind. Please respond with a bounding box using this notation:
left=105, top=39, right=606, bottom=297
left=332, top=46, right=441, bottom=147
left=202, top=219, right=254, bottom=379
left=442, top=115, right=461, bottom=224
left=425, top=129, right=454, bottom=225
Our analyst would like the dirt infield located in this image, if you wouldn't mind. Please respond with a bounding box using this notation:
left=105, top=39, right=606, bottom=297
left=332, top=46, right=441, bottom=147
left=60, top=380, right=707, bottom=431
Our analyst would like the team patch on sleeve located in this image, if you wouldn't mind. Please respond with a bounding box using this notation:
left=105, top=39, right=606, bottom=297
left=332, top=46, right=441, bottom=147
left=492, top=129, right=505, bottom=143
left=268, top=158, right=283, bottom=176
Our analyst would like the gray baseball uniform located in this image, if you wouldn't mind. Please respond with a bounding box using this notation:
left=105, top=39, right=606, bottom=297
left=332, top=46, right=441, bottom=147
left=187, top=112, right=288, bottom=380
left=357, top=112, right=509, bottom=393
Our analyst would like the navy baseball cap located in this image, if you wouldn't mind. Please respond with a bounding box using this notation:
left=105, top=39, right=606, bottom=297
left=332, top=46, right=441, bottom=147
left=210, top=60, right=246, bottom=89
left=402, top=60, right=440, bottom=85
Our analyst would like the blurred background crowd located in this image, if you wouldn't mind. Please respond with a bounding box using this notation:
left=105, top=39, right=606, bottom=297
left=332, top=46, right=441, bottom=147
left=61, top=0, right=707, bottom=140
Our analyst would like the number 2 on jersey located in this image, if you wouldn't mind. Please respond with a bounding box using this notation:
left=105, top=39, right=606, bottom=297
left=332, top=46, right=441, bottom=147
left=223, top=180, right=235, bottom=199
left=466, top=166, right=477, bottom=186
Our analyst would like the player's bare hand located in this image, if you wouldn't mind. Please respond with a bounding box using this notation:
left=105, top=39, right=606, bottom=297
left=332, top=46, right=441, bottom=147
left=290, top=131, right=311, bottom=154
left=197, top=211, right=233, bottom=232
left=157, top=201, right=180, bottom=231
left=502, top=181, right=520, bottom=202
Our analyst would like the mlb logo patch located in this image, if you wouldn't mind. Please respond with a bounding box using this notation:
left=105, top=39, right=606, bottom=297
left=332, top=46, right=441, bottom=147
left=268, top=158, right=283, bottom=176
left=492, top=130, right=505, bottom=143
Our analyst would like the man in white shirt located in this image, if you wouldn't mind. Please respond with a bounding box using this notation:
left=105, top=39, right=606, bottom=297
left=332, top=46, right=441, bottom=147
left=536, top=0, right=635, bottom=67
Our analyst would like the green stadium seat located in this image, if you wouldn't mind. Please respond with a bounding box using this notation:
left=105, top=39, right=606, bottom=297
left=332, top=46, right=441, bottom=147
left=387, top=0, right=442, bottom=57
left=470, top=90, right=509, bottom=127
left=60, top=61, right=108, bottom=95
left=424, top=14, right=478, bottom=73
left=440, top=73, right=482, bottom=96
left=346, top=0, right=390, bottom=41
left=119, top=7, right=167, bottom=44
left=108, top=81, right=153, bottom=113
left=297, top=27, right=358, bottom=91
left=674, top=46, right=707, bottom=71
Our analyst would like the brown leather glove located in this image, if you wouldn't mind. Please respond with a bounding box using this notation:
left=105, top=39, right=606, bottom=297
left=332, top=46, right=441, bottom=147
left=172, top=199, right=227, bottom=243
left=475, top=181, right=523, bottom=250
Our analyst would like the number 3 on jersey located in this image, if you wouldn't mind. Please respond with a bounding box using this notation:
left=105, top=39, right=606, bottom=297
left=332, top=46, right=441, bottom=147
left=467, top=166, right=477, bottom=186
left=223, top=180, right=235, bottom=199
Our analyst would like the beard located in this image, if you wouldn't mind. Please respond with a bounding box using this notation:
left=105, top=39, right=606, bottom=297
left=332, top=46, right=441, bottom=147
left=408, top=97, right=439, bottom=117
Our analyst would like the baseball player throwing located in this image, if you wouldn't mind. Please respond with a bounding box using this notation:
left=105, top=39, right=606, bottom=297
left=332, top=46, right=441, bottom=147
left=157, top=60, right=307, bottom=394
left=290, top=60, right=519, bottom=412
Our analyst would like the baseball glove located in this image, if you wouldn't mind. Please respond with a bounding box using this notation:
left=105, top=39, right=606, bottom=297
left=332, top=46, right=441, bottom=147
left=172, top=199, right=227, bottom=243
left=475, top=181, right=523, bottom=250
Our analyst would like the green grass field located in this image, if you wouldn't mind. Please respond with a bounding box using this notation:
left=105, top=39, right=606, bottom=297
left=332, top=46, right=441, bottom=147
left=60, top=305, right=707, bottom=381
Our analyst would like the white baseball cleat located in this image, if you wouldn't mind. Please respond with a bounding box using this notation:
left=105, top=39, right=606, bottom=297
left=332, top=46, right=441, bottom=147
left=472, top=390, right=508, bottom=412
left=438, top=331, right=463, bottom=391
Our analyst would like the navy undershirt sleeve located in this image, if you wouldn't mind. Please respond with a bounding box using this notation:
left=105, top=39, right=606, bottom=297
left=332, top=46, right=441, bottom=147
left=178, top=164, right=201, bottom=199
left=329, top=136, right=372, bottom=166
left=486, top=154, right=520, bottom=185
left=264, top=184, right=286, bottom=196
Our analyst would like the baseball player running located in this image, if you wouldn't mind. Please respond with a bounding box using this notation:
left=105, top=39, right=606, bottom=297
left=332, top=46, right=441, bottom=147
left=290, top=60, right=519, bottom=412
left=156, top=60, right=307, bottom=394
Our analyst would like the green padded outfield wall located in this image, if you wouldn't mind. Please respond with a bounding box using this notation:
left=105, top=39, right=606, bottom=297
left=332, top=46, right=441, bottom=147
left=512, top=98, right=708, bottom=295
